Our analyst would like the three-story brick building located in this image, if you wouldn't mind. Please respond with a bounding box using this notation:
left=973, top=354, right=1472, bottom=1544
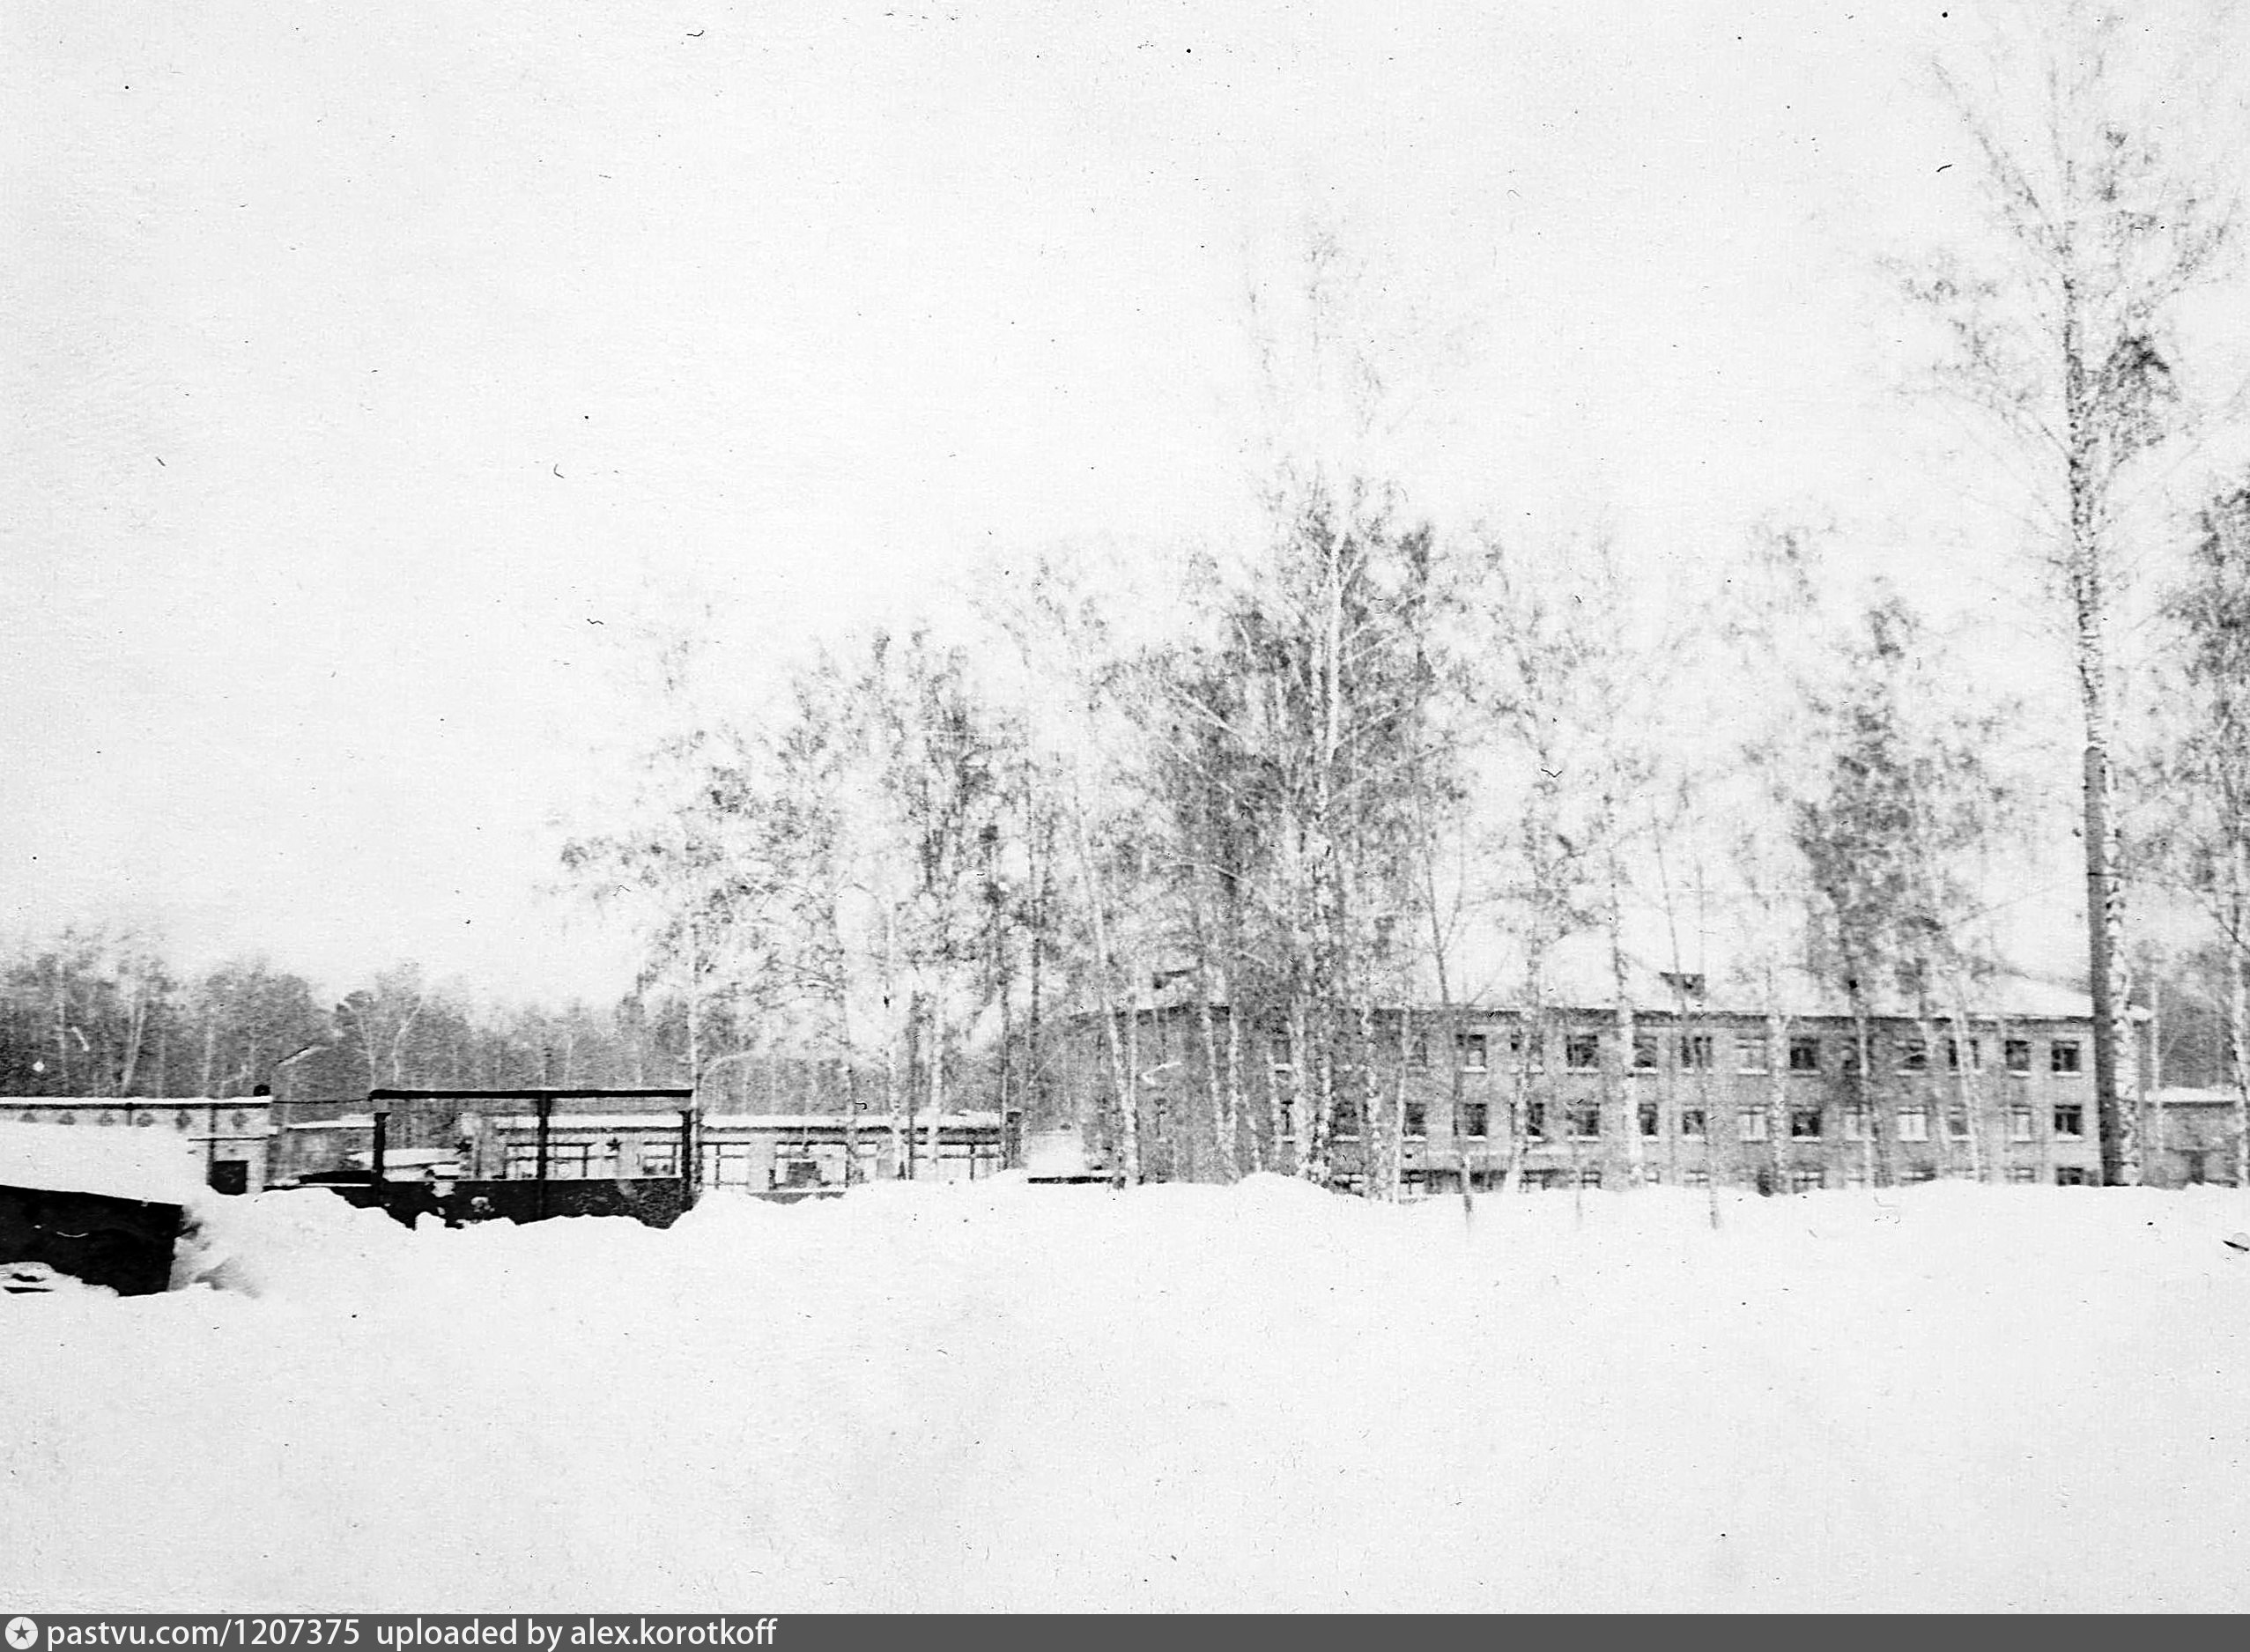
left=1068, top=973, right=2137, bottom=1191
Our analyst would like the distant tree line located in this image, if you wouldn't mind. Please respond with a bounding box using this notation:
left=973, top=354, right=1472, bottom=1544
left=0, top=935, right=795, bottom=1108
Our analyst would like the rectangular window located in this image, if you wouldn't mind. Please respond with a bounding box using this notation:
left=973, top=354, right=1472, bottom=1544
left=1839, top=1039, right=1863, bottom=1075
left=1269, top=1036, right=1293, bottom=1070
left=2006, top=1166, right=2039, bottom=1184
left=1905, top=1166, right=1939, bottom=1184
left=1737, top=1108, right=1769, bottom=1142
left=1632, top=1033, right=1660, bottom=1073
left=1333, top=1102, right=1361, bottom=1139
left=1568, top=1101, right=1602, bottom=1140
left=1577, top=1167, right=1603, bottom=1189
left=1944, top=1039, right=1980, bottom=1071
left=699, top=1142, right=754, bottom=1187
left=1789, top=1106, right=1823, bottom=1139
left=1403, top=1103, right=1427, bottom=1139
left=1787, top=1036, right=1820, bottom=1073
left=1457, top=1033, right=1488, bottom=1072
left=1898, top=1040, right=1929, bottom=1073
left=1638, top=1100, right=1660, bottom=1138
left=1406, top=1033, right=1430, bottom=1070
left=2009, top=1105, right=2033, bottom=1142
left=1679, top=1034, right=1713, bottom=1071
left=773, top=1154, right=823, bottom=1189
left=1897, top=1105, right=1930, bottom=1143
left=1736, top=1034, right=1769, bottom=1074
left=2055, top=1166, right=2093, bottom=1187
left=504, top=1146, right=538, bottom=1181
left=639, top=1140, right=680, bottom=1178
left=1525, top=1102, right=1550, bottom=1140
left=1679, top=1104, right=1707, bottom=1138
left=1842, top=1160, right=1873, bottom=1188
left=1279, top=1102, right=1296, bottom=1138
left=1842, top=1103, right=1869, bottom=1141
left=1459, top=1103, right=1488, bottom=1139
left=1945, top=1107, right=1971, bottom=1140
left=1790, top=1168, right=1824, bottom=1194
left=545, top=1143, right=609, bottom=1180
left=2051, top=1041, right=2083, bottom=1075
left=2053, top=1104, right=2084, bottom=1139
left=1565, top=1032, right=1601, bottom=1072
left=2004, top=1039, right=2032, bottom=1075
left=1684, top=1167, right=1711, bottom=1189
left=1509, top=1031, right=1544, bottom=1072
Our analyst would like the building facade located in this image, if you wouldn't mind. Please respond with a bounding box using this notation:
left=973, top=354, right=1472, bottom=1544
left=2142, top=1087, right=2250, bottom=1189
left=1074, top=995, right=2146, bottom=1192
left=270, top=1090, right=1010, bottom=1196
left=0, top=1096, right=274, bottom=1193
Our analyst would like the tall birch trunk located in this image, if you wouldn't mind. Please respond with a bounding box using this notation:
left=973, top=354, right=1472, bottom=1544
left=2066, top=272, right=2139, bottom=1186
left=1610, top=855, right=1642, bottom=1185
left=1197, top=994, right=1228, bottom=1183
left=1944, top=982, right=1987, bottom=1184
left=1765, top=998, right=1788, bottom=1192
left=1356, top=996, right=1382, bottom=1198
left=1069, top=782, right=1137, bottom=1185
left=2231, top=846, right=2250, bottom=1191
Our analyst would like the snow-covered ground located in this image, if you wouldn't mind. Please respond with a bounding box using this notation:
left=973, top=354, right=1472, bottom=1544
left=6, top=1174, right=2248, bottom=1611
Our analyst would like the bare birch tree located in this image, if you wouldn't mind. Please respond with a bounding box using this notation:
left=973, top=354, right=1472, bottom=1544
left=1904, top=4, right=2240, bottom=1182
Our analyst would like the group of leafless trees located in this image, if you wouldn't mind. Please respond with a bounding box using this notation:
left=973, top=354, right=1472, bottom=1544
left=0, top=939, right=749, bottom=1105
left=1902, top=4, right=2249, bottom=1189
left=557, top=6, right=2250, bottom=1192
left=550, top=458, right=2050, bottom=1194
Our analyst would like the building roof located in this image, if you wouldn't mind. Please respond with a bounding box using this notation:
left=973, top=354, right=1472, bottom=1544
left=480, top=1111, right=1005, bottom=1131
left=2, top=1096, right=277, bottom=1137
left=4, top=1095, right=271, bottom=1108
left=2151, top=1086, right=2247, bottom=1108
left=1114, top=960, right=2103, bottom=1024
left=0, top=1120, right=206, bottom=1206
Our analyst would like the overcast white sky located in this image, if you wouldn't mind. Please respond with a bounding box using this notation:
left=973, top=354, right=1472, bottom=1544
left=4, top=0, right=2237, bottom=1004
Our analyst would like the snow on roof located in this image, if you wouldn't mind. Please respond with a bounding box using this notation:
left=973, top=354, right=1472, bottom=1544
left=0, top=1120, right=206, bottom=1206
left=704, top=1112, right=1003, bottom=1130
left=4, top=1096, right=271, bottom=1109
left=1107, top=966, right=2101, bottom=1024
left=2151, top=1086, right=2245, bottom=1108
left=480, top=1112, right=1005, bottom=1132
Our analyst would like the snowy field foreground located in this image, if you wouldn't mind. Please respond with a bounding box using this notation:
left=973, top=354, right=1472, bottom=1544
left=7, top=1175, right=2250, bottom=1612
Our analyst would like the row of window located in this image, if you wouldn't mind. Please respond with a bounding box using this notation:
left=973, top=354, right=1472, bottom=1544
left=1284, top=1031, right=2089, bottom=1077
left=1305, top=1100, right=2095, bottom=1143
left=1398, top=1164, right=2098, bottom=1193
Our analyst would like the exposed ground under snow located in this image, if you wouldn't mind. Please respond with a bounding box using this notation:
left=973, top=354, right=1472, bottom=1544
left=6, top=1175, right=2249, bottom=1611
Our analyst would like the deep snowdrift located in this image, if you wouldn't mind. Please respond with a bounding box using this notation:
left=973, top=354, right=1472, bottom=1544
left=5, top=1175, right=2247, bottom=1611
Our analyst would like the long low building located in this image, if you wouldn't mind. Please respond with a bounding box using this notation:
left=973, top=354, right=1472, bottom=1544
left=272, top=1091, right=1010, bottom=1195
left=471, top=1108, right=1009, bottom=1190
left=0, top=1096, right=275, bottom=1193
left=1060, top=974, right=2183, bottom=1191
